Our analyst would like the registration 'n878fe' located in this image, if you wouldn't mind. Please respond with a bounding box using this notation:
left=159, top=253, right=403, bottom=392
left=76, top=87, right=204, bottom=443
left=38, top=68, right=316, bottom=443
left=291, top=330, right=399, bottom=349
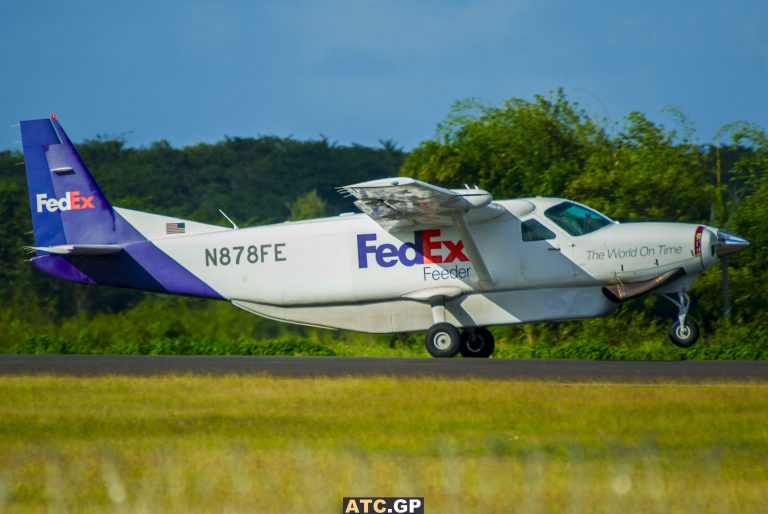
left=18, top=116, right=750, bottom=359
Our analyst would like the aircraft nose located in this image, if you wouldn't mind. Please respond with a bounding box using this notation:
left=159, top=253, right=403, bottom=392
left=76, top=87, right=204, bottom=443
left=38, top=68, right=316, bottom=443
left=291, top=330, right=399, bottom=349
left=716, top=230, right=750, bottom=256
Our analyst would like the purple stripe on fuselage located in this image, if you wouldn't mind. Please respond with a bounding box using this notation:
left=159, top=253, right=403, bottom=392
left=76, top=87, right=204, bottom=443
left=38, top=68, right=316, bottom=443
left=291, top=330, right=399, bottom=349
left=112, top=209, right=223, bottom=299
left=122, top=241, right=223, bottom=299
left=31, top=211, right=223, bottom=300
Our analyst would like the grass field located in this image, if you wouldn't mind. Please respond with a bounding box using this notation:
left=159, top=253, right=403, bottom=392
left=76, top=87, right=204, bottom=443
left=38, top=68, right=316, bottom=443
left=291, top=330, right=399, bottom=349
left=0, top=376, right=766, bottom=513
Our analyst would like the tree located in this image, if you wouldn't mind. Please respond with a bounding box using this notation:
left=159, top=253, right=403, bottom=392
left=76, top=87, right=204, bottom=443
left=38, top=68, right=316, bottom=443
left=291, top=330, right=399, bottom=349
left=287, top=190, right=328, bottom=221
left=400, top=89, right=606, bottom=198
left=566, top=111, right=712, bottom=222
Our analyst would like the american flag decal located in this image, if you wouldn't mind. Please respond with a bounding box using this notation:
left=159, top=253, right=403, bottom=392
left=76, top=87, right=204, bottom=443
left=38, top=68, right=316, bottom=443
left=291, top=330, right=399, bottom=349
left=166, top=222, right=186, bottom=234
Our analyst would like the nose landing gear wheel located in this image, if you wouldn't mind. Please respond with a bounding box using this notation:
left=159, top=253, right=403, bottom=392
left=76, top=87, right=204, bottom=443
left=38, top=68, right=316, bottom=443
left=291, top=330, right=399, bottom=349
left=459, top=327, right=495, bottom=358
left=669, top=318, right=700, bottom=348
left=663, top=291, right=701, bottom=348
left=425, top=323, right=461, bottom=358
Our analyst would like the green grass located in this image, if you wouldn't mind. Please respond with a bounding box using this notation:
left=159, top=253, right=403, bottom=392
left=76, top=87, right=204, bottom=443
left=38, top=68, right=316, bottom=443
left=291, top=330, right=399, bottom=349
left=0, top=376, right=766, bottom=513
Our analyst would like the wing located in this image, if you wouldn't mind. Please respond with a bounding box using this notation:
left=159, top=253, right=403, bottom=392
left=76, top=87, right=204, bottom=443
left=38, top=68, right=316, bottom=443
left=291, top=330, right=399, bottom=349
left=338, top=177, right=504, bottom=230
left=339, top=177, right=502, bottom=289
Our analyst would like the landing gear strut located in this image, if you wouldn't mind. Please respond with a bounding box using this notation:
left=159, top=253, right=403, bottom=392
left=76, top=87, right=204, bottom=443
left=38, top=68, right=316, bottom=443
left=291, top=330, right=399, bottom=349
left=663, top=292, right=700, bottom=348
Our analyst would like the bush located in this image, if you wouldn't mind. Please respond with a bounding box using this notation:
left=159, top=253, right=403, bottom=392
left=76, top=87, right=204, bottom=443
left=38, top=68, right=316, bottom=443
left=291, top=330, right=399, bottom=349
left=5, top=335, right=336, bottom=357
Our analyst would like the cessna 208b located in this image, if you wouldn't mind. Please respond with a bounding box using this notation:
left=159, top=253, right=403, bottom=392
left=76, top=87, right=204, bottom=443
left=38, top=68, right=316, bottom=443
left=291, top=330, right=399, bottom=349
left=19, top=116, right=749, bottom=358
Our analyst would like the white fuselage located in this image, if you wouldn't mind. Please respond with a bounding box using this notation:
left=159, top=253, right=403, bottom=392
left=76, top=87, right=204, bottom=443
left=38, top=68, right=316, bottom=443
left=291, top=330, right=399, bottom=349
left=115, top=197, right=716, bottom=334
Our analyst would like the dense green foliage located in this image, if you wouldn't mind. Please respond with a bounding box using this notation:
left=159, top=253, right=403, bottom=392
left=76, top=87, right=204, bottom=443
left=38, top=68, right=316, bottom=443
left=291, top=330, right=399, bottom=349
left=0, top=91, right=765, bottom=358
left=402, top=90, right=767, bottom=353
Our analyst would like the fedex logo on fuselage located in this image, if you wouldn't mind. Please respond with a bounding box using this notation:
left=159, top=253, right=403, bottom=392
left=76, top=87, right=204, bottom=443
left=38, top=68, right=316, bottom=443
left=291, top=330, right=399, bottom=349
left=357, top=229, right=469, bottom=268
left=35, top=191, right=95, bottom=213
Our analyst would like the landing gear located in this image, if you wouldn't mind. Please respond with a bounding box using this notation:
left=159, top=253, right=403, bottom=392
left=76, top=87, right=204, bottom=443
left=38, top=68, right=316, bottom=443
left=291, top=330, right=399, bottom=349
left=425, top=323, right=461, bottom=358
left=425, top=324, right=496, bottom=358
left=459, top=327, right=495, bottom=358
left=425, top=296, right=495, bottom=358
left=669, top=318, right=700, bottom=348
left=663, top=292, right=700, bottom=348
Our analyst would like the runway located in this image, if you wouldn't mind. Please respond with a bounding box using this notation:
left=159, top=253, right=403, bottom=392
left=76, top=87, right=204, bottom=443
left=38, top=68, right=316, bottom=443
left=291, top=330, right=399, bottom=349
left=0, top=354, right=767, bottom=381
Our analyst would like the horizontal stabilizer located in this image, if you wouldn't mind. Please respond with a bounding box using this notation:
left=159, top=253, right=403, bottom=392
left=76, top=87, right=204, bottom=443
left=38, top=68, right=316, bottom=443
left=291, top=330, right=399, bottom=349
left=603, top=268, right=686, bottom=303
left=27, top=244, right=123, bottom=255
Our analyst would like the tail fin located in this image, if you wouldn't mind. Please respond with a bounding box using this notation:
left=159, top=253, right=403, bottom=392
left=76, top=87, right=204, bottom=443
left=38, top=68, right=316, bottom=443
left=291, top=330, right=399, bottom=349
left=18, top=115, right=223, bottom=300
left=20, top=115, right=117, bottom=248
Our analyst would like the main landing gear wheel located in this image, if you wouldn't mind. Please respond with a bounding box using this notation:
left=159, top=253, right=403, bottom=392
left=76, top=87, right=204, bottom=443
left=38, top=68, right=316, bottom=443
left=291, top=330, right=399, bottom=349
left=425, top=323, right=460, bottom=358
left=459, top=327, right=495, bottom=358
left=669, top=318, right=700, bottom=348
left=664, top=291, right=700, bottom=348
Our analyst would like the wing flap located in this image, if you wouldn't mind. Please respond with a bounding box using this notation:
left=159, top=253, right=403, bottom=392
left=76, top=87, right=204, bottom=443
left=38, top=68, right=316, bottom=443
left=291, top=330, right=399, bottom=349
left=340, top=177, right=500, bottom=288
left=340, top=177, right=503, bottom=229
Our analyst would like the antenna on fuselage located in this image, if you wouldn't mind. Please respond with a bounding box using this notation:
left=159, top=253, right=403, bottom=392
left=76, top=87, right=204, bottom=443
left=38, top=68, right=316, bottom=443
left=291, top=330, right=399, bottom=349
left=218, top=209, right=239, bottom=230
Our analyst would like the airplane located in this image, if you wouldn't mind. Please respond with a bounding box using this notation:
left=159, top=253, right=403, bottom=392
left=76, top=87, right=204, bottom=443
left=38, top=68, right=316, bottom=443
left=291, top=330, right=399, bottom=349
left=18, top=115, right=750, bottom=358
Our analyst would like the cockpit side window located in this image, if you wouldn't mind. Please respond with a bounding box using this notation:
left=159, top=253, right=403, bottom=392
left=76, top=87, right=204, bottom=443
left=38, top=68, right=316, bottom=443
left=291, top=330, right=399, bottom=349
left=521, top=219, right=556, bottom=241
left=544, top=201, right=612, bottom=236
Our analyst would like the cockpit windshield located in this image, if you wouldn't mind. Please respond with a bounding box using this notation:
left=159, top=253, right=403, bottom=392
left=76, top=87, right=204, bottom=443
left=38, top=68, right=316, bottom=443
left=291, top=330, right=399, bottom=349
left=544, top=201, right=613, bottom=236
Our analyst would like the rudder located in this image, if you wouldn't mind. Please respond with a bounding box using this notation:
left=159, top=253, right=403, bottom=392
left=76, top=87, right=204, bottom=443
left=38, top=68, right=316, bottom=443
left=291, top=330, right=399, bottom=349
left=21, top=116, right=117, bottom=248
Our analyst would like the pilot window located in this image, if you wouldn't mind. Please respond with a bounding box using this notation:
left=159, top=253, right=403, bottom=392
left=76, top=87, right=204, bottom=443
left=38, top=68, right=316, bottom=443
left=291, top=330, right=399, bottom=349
left=544, top=201, right=612, bottom=237
left=521, top=219, right=556, bottom=241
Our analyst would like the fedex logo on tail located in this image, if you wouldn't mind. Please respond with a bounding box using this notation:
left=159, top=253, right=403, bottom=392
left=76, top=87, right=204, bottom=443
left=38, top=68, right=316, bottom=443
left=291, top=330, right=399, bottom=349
left=36, top=191, right=95, bottom=213
left=357, top=229, right=468, bottom=268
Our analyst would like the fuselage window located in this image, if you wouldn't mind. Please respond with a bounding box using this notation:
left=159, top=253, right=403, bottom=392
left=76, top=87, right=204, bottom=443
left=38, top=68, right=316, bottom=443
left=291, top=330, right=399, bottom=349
left=521, top=219, right=556, bottom=241
left=544, top=201, right=613, bottom=237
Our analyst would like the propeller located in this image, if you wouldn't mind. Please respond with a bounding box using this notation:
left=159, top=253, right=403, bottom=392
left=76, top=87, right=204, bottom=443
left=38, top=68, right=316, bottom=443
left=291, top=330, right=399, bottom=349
left=716, top=231, right=750, bottom=256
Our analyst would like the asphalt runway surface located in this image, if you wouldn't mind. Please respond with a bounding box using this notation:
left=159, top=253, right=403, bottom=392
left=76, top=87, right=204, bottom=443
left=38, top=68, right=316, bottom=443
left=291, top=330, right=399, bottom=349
left=0, top=354, right=767, bottom=381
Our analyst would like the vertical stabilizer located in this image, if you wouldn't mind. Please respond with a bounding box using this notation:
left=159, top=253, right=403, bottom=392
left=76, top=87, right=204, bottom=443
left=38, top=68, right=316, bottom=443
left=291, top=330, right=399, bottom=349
left=21, top=116, right=117, bottom=247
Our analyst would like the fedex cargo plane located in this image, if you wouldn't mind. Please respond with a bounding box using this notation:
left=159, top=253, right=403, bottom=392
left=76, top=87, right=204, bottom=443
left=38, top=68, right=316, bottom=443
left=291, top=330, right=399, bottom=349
left=19, top=116, right=749, bottom=358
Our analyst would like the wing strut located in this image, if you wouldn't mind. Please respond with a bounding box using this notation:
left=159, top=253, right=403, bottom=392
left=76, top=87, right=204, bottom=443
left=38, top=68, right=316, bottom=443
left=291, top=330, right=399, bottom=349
left=451, top=213, right=496, bottom=289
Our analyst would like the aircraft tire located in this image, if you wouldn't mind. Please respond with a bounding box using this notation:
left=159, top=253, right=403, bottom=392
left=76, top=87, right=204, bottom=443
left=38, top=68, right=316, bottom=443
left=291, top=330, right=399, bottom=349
left=459, top=327, right=495, bottom=358
left=425, top=323, right=461, bottom=358
left=668, top=318, right=700, bottom=348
